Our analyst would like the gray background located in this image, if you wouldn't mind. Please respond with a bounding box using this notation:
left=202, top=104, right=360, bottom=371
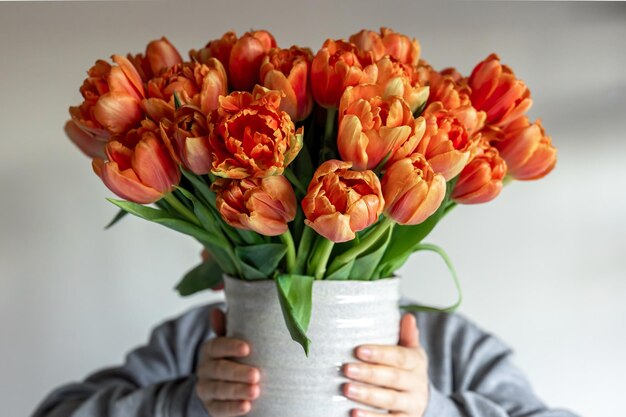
left=1, top=1, right=625, bottom=416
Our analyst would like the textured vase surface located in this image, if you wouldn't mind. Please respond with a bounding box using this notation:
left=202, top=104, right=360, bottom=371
left=223, top=274, right=401, bottom=417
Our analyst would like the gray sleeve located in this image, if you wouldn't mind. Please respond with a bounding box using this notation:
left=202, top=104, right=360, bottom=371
left=413, top=312, right=581, bottom=417
left=31, top=303, right=224, bottom=417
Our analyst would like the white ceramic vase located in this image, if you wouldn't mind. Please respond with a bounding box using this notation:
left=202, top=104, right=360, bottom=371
left=222, top=274, right=400, bottom=417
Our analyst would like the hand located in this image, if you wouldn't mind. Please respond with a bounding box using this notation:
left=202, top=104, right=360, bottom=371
left=195, top=308, right=261, bottom=416
left=342, top=313, right=429, bottom=417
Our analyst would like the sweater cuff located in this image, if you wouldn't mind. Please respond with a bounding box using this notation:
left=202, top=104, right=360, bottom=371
left=422, top=383, right=459, bottom=417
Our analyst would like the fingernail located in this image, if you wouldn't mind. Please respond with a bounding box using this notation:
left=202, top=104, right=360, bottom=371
left=357, top=347, right=372, bottom=359
left=346, top=383, right=363, bottom=398
left=344, top=364, right=360, bottom=377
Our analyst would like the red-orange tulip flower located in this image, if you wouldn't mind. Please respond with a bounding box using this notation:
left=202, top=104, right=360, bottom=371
left=349, top=28, right=421, bottom=67
left=209, top=86, right=303, bottom=179
left=145, top=37, right=183, bottom=77
left=64, top=120, right=107, bottom=159
left=302, top=160, right=384, bottom=243
left=416, top=102, right=476, bottom=181
left=311, top=39, right=377, bottom=108
left=382, top=154, right=446, bottom=225
left=230, top=30, right=277, bottom=91
left=69, top=55, right=145, bottom=144
left=451, top=143, right=507, bottom=204
left=338, top=84, right=426, bottom=171
left=468, top=54, right=532, bottom=127
left=260, top=46, right=314, bottom=121
left=144, top=59, right=227, bottom=122
left=160, top=106, right=212, bottom=175
left=491, top=117, right=557, bottom=180
left=92, top=120, right=180, bottom=204
left=372, top=57, right=429, bottom=114
left=213, top=175, right=296, bottom=236
left=189, top=31, right=237, bottom=74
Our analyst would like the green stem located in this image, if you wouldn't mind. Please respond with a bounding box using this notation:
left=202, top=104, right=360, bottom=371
left=284, top=168, right=307, bottom=195
left=295, top=226, right=314, bottom=275
left=163, top=193, right=201, bottom=227
left=306, top=237, right=334, bottom=279
left=320, top=108, right=337, bottom=162
left=280, top=229, right=297, bottom=275
left=327, top=217, right=394, bottom=275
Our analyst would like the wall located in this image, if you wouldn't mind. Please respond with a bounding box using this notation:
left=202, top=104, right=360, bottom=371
left=1, top=2, right=624, bottom=416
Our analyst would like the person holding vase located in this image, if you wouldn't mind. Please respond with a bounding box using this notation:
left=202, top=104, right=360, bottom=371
left=32, top=302, right=579, bottom=417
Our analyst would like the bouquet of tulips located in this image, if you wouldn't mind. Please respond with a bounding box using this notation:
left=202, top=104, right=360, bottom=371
left=65, top=28, right=557, bottom=353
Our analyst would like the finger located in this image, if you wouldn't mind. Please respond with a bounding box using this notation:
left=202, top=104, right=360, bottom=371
left=205, top=399, right=251, bottom=417
left=342, top=362, right=414, bottom=391
left=211, top=307, right=226, bottom=337
left=198, top=358, right=260, bottom=383
left=350, top=409, right=408, bottom=417
left=354, top=344, right=420, bottom=370
left=197, top=380, right=260, bottom=401
left=203, top=338, right=250, bottom=359
left=343, top=382, right=412, bottom=412
left=398, top=313, right=419, bottom=349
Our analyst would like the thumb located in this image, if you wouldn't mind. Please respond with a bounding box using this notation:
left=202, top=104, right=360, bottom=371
left=398, top=313, right=420, bottom=349
left=210, top=307, right=226, bottom=337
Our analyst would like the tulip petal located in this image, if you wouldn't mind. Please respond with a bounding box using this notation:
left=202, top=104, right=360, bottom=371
left=97, top=160, right=163, bottom=204
left=306, top=213, right=355, bottom=243
left=94, top=92, right=143, bottom=134
left=65, top=120, right=107, bottom=159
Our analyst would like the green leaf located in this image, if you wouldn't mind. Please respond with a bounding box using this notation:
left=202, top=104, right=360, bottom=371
left=104, top=208, right=128, bottom=229
left=349, top=226, right=392, bottom=280
left=275, top=274, right=314, bottom=356
left=325, top=259, right=354, bottom=280
left=175, top=186, right=219, bottom=235
left=175, top=256, right=224, bottom=296
left=235, top=243, right=287, bottom=278
left=152, top=218, right=224, bottom=247
left=180, top=169, right=216, bottom=207
left=107, top=198, right=169, bottom=221
left=399, top=243, right=462, bottom=313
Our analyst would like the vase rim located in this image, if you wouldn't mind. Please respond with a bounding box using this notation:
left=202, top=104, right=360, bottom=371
left=222, top=273, right=400, bottom=286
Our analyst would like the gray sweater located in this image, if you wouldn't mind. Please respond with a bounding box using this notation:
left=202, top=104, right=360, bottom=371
left=31, top=300, right=581, bottom=417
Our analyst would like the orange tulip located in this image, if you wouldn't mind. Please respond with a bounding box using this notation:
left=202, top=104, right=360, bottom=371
left=349, top=28, right=421, bottom=67
left=160, top=105, right=212, bottom=175
left=260, top=46, right=314, bottom=121
left=372, top=57, right=429, bottom=114
left=491, top=117, right=557, bottom=180
left=145, top=37, right=183, bottom=76
left=64, top=120, right=107, bottom=159
left=302, top=160, right=384, bottom=243
left=416, top=102, right=476, bottom=181
left=451, top=143, right=507, bottom=204
left=209, top=86, right=303, bottom=179
left=144, top=59, right=227, bottom=122
left=213, top=175, right=296, bottom=236
left=190, top=30, right=276, bottom=92
left=92, top=120, right=180, bottom=204
left=311, top=39, right=377, bottom=108
left=189, top=31, right=237, bottom=74
left=338, top=84, right=426, bottom=171
left=468, top=54, right=532, bottom=127
left=230, top=30, right=277, bottom=91
left=69, top=55, right=145, bottom=143
left=382, top=154, right=446, bottom=225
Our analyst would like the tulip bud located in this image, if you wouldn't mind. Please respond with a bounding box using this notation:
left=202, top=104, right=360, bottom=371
left=229, top=30, right=277, bottom=91
left=160, top=106, right=212, bottom=175
left=260, top=46, right=314, bottom=121
left=451, top=144, right=507, bottom=204
left=492, top=117, right=557, bottom=180
left=338, top=84, right=426, bottom=171
left=349, top=28, right=421, bottom=67
left=213, top=175, right=296, bottom=236
left=92, top=120, right=180, bottom=204
left=468, top=54, right=532, bottom=127
left=302, top=160, right=384, bottom=243
left=145, top=37, right=183, bottom=76
left=311, top=39, right=377, bottom=109
left=382, top=154, right=446, bottom=225
left=416, top=102, right=475, bottom=181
